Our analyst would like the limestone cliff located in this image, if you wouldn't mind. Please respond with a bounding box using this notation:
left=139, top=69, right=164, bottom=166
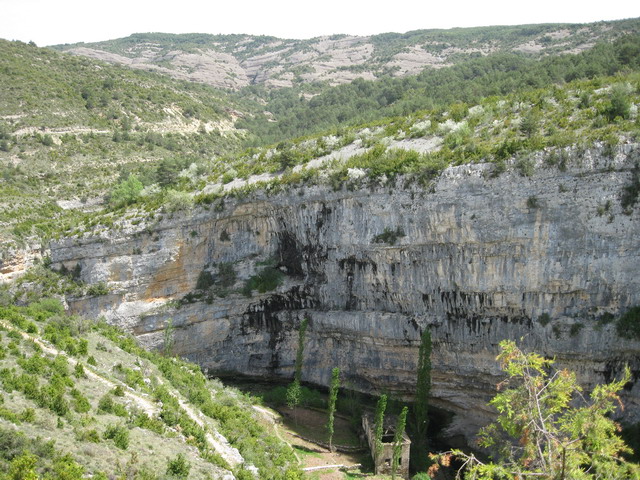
left=50, top=143, right=640, bottom=441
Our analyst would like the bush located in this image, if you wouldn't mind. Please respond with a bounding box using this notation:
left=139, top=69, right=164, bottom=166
left=527, top=196, right=539, bottom=209
left=617, top=306, right=640, bottom=340
left=70, top=388, right=91, bottom=413
left=166, top=453, right=191, bottom=478
left=29, top=298, right=64, bottom=318
left=97, top=394, right=114, bottom=414
left=196, top=270, right=215, bottom=290
left=570, top=322, right=584, bottom=337
left=109, top=174, right=143, bottom=208
left=103, top=423, right=129, bottom=450
left=242, top=267, right=284, bottom=295
left=537, top=313, right=551, bottom=326
left=217, top=262, right=237, bottom=287
left=164, top=189, right=193, bottom=213
left=605, top=84, right=631, bottom=121
left=86, top=282, right=110, bottom=296
left=516, top=157, right=535, bottom=177
left=372, top=226, right=405, bottom=245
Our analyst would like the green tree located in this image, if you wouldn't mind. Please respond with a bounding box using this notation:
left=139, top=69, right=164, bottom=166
left=327, top=367, right=340, bottom=451
left=411, top=329, right=431, bottom=471
left=286, top=379, right=301, bottom=421
left=52, top=454, right=85, bottom=480
left=605, top=84, right=631, bottom=121
left=109, top=174, right=143, bottom=208
left=374, top=394, right=388, bottom=459
left=294, top=317, right=308, bottom=383
left=8, top=451, right=39, bottom=480
left=431, top=340, right=640, bottom=479
left=163, top=319, right=175, bottom=357
left=392, top=406, right=409, bottom=480
left=166, top=453, right=191, bottom=478
left=156, top=157, right=184, bottom=188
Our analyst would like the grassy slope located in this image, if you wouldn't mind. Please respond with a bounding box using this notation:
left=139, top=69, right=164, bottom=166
left=0, top=39, right=247, bottom=257
left=0, top=281, right=298, bottom=479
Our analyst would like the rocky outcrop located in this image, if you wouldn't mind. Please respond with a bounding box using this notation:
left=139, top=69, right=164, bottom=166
left=50, top=144, right=640, bottom=442
left=57, top=19, right=638, bottom=90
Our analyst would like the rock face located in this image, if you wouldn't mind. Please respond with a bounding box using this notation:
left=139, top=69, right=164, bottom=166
left=50, top=144, right=640, bottom=441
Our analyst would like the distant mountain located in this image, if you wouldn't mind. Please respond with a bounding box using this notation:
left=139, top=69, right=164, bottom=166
left=53, top=18, right=640, bottom=90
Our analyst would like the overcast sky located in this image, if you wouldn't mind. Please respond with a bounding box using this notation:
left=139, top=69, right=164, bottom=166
left=0, top=0, right=638, bottom=46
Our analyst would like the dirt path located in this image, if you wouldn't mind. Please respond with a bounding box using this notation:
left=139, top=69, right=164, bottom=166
left=266, top=406, right=370, bottom=480
left=0, top=319, right=159, bottom=417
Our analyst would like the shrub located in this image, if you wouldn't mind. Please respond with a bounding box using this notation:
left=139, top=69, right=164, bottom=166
left=166, top=453, right=191, bottom=478
left=164, top=189, right=193, bottom=213
left=109, top=174, right=143, bottom=208
left=527, top=196, right=539, bottom=209
left=70, top=388, right=91, bottom=413
left=86, top=282, right=110, bottom=296
left=98, top=394, right=114, bottom=414
left=20, top=407, right=35, bottom=423
left=605, top=84, right=631, bottom=121
left=516, top=157, right=535, bottom=177
left=112, top=403, right=129, bottom=418
left=51, top=392, right=70, bottom=416
left=217, top=262, right=237, bottom=287
left=538, top=313, right=551, bottom=326
left=570, top=322, right=584, bottom=337
left=52, top=454, right=85, bottom=479
left=621, top=164, right=640, bottom=212
left=242, top=267, right=284, bottom=295
left=597, top=312, right=616, bottom=326
left=132, top=412, right=165, bottom=435
left=29, top=298, right=64, bottom=318
left=74, top=363, right=85, bottom=378
left=103, top=423, right=129, bottom=450
left=617, top=306, right=640, bottom=340
left=196, top=270, right=215, bottom=290
left=372, top=226, right=406, bottom=245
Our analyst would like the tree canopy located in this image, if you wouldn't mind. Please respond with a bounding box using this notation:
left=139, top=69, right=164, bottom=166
left=431, top=340, right=640, bottom=479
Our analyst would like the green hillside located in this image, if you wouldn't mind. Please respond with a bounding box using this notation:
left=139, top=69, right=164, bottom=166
left=0, top=39, right=249, bottom=258
left=0, top=277, right=298, bottom=479
left=236, top=35, right=640, bottom=144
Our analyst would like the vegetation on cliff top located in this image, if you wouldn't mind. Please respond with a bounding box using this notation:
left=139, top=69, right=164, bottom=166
left=2, top=32, right=640, bottom=257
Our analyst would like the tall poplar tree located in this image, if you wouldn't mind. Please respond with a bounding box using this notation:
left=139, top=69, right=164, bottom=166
left=374, top=394, right=388, bottom=459
left=326, top=367, right=340, bottom=451
left=411, top=329, right=432, bottom=470
left=392, top=406, right=409, bottom=479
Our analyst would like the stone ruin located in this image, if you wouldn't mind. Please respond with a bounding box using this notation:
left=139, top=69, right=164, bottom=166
left=362, top=413, right=411, bottom=479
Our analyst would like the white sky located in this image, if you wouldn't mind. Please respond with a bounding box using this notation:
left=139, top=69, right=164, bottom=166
left=0, top=0, right=638, bottom=47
